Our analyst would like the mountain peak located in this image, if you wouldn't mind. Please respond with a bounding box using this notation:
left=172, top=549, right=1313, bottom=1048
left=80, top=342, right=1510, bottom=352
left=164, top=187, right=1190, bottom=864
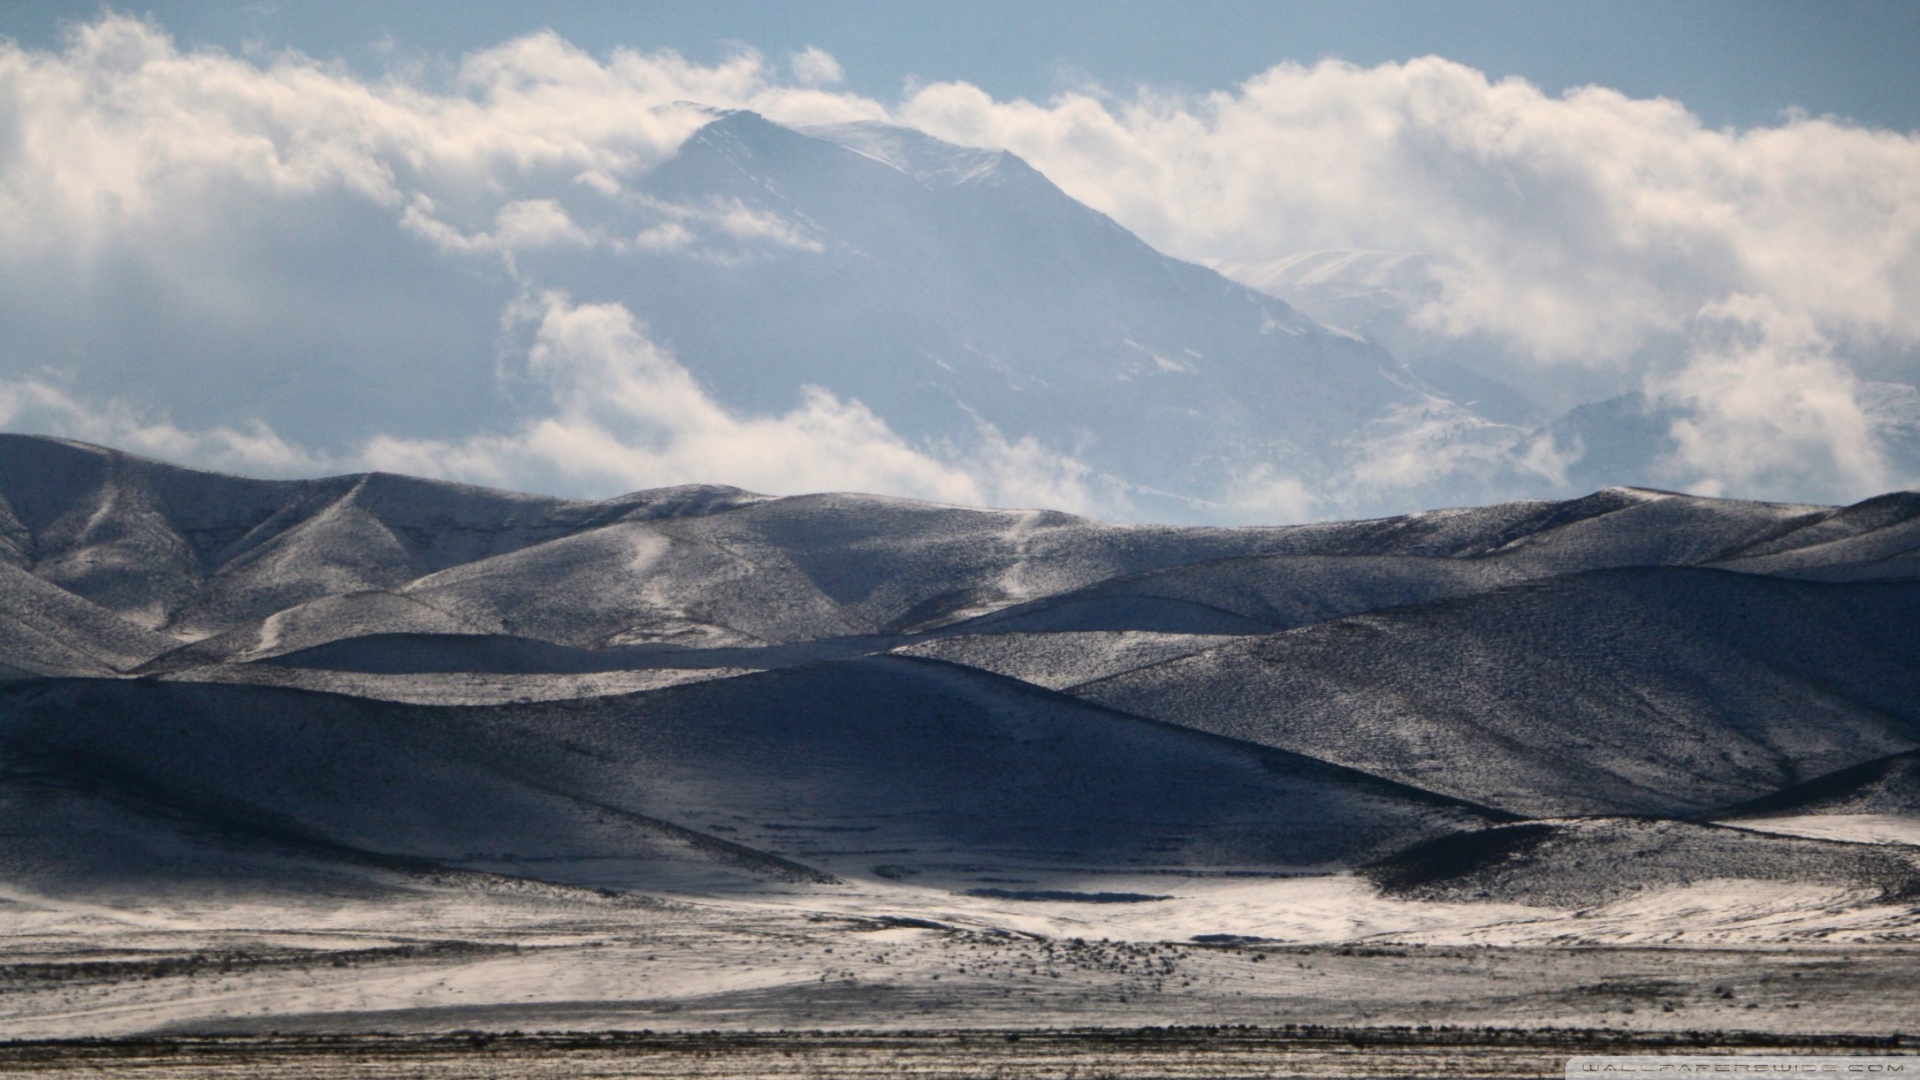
left=798, top=120, right=1010, bottom=188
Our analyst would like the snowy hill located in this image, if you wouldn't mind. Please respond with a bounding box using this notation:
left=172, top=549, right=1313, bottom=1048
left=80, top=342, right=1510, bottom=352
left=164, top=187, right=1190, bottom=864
left=1075, top=568, right=1920, bottom=818
left=3, top=434, right=1920, bottom=949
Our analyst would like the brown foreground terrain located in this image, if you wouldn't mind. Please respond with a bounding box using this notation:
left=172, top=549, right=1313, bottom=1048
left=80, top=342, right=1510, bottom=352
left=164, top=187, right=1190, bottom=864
left=1, top=1029, right=1914, bottom=1080
left=0, top=908, right=1916, bottom=1078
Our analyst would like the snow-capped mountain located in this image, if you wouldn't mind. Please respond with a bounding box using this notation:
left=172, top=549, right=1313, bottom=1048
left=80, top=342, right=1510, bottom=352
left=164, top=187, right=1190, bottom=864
left=536, top=111, right=1506, bottom=518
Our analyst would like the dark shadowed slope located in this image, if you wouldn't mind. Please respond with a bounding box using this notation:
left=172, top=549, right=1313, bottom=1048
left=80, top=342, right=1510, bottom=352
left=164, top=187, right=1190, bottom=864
left=0, top=660, right=1501, bottom=898
left=1707, top=751, right=1920, bottom=821
left=0, top=679, right=834, bottom=897
left=0, top=771, right=438, bottom=901
left=444, top=654, right=1506, bottom=877
left=1075, top=568, right=1920, bottom=819
left=262, top=633, right=714, bottom=675
left=0, top=747, right=646, bottom=904
left=1365, top=817, right=1920, bottom=908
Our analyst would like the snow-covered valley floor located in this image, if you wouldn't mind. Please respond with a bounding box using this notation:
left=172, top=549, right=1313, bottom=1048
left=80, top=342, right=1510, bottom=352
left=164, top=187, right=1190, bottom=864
left=1, top=872, right=1916, bottom=1046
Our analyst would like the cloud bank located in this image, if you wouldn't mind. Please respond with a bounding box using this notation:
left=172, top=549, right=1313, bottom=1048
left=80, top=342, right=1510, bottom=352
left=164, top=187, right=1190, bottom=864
left=903, top=62, right=1920, bottom=361
left=0, top=16, right=1915, bottom=515
left=361, top=292, right=1101, bottom=513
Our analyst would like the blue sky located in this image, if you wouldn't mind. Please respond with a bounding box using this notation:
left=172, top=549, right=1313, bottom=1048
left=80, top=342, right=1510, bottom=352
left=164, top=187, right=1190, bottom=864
left=8, top=1, right=1919, bottom=131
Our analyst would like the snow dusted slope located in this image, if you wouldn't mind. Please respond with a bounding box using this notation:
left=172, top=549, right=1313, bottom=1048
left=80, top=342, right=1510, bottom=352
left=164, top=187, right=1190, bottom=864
left=0, top=435, right=295, bottom=630
left=0, top=437, right=1327, bottom=660
left=1443, top=487, right=1830, bottom=570
left=1710, top=491, right=1920, bottom=581
left=926, top=554, right=1528, bottom=637
left=8, top=434, right=1920, bottom=963
left=220, top=485, right=1852, bottom=664
left=135, top=590, right=490, bottom=674
left=0, top=435, right=648, bottom=637
left=0, top=562, right=177, bottom=678
left=0, top=436, right=1909, bottom=688
left=909, top=490, right=1828, bottom=641
left=897, top=632, right=1240, bottom=690
left=1076, top=568, right=1920, bottom=818
left=383, top=496, right=1361, bottom=650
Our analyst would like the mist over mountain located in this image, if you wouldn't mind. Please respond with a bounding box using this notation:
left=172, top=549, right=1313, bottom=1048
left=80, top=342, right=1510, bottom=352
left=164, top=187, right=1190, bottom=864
left=1230, top=252, right=1920, bottom=508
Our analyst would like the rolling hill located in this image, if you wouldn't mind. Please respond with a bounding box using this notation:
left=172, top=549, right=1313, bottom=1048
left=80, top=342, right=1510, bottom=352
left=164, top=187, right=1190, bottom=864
left=1, top=433, right=1917, bottom=923
left=1073, top=568, right=1920, bottom=818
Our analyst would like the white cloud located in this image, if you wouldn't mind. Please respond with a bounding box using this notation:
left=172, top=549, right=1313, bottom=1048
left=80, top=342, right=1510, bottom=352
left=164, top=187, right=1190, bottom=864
left=1509, top=430, right=1581, bottom=490
left=1649, top=296, right=1887, bottom=500
left=0, top=17, right=882, bottom=259
left=789, top=46, right=845, bottom=89
left=1338, top=396, right=1526, bottom=493
left=402, top=196, right=597, bottom=254
left=35, top=16, right=1915, bottom=369
left=1219, top=466, right=1320, bottom=525
left=631, top=221, right=696, bottom=253
left=0, top=376, right=324, bottom=474
left=708, top=200, right=823, bottom=250
left=896, top=60, right=1920, bottom=368
left=360, top=293, right=1109, bottom=512
left=494, top=199, right=595, bottom=250
left=0, top=292, right=1116, bottom=514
